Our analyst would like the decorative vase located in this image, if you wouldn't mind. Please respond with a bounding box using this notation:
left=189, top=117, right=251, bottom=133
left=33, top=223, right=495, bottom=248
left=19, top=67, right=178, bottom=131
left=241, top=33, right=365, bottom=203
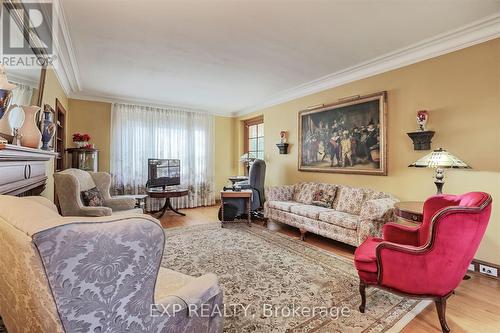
left=417, top=110, right=429, bottom=131
left=41, top=109, right=55, bottom=150
left=75, top=141, right=85, bottom=148
left=19, top=105, right=42, bottom=149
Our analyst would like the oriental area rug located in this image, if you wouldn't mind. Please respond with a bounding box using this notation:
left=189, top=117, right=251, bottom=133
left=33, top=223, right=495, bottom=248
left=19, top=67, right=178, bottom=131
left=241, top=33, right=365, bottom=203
left=162, top=223, right=429, bottom=333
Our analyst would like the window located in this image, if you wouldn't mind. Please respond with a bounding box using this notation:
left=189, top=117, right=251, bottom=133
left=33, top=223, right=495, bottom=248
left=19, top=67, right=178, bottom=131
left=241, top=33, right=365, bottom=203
left=244, top=116, right=264, bottom=160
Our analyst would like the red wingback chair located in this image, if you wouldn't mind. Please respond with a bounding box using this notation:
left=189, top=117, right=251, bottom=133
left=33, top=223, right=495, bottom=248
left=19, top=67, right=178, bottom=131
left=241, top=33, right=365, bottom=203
left=354, top=192, right=492, bottom=333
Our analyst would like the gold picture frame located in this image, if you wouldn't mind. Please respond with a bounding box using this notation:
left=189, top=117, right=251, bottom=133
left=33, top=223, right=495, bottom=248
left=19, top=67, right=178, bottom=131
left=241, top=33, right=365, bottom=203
left=298, top=91, right=387, bottom=175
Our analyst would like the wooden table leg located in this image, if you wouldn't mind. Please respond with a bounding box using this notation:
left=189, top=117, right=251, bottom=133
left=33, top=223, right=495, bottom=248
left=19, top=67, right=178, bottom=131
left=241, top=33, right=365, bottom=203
left=221, top=198, right=225, bottom=228
left=158, top=200, right=169, bottom=218
left=247, top=197, right=251, bottom=227
left=166, top=198, right=186, bottom=216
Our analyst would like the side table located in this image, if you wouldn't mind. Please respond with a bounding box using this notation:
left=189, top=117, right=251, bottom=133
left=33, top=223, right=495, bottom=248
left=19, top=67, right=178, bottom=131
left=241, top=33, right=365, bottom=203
left=394, top=201, right=424, bottom=224
left=220, top=190, right=252, bottom=227
left=147, top=188, right=189, bottom=218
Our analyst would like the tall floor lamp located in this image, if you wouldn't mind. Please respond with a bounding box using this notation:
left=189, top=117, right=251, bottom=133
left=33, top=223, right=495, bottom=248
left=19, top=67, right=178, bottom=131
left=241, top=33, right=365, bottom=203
left=409, top=148, right=470, bottom=194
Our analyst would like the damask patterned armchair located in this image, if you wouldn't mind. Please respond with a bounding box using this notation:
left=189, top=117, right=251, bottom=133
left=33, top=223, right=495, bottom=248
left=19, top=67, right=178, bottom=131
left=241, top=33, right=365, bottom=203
left=0, top=195, right=223, bottom=333
left=54, top=168, right=141, bottom=217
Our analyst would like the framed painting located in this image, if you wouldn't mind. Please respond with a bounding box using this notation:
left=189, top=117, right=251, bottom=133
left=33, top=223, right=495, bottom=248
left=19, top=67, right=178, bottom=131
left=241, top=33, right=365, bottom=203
left=298, top=91, right=387, bottom=175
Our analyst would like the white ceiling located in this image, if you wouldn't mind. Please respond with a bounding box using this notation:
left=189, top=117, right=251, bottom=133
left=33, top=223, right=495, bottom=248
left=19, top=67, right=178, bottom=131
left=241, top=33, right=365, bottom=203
left=60, top=0, right=500, bottom=116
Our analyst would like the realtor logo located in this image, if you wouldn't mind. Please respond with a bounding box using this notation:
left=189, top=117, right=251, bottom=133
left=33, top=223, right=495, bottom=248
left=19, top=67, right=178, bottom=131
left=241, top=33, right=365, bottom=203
left=1, top=0, right=55, bottom=67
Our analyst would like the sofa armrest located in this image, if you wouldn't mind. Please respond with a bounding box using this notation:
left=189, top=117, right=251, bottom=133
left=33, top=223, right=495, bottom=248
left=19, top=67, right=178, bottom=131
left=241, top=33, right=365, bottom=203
left=357, top=197, right=398, bottom=245
left=22, top=196, right=59, bottom=213
left=104, top=196, right=137, bottom=211
left=265, top=185, right=294, bottom=202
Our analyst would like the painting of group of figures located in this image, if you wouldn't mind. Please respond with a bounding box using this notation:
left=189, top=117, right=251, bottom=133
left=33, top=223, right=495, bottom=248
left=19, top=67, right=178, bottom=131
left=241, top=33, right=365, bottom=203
left=298, top=92, right=387, bottom=175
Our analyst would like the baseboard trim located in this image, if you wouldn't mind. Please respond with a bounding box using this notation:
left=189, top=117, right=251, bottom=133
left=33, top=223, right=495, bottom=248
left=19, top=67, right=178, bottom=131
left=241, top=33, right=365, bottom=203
left=468, top=259, right=500, bottom=280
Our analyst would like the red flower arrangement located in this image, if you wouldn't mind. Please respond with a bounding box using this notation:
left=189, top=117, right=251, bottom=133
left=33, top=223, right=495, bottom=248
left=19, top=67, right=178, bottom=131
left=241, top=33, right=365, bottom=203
left=72, top=133, right=91, bottom=142
left=416, top=110, right=429, bottom=131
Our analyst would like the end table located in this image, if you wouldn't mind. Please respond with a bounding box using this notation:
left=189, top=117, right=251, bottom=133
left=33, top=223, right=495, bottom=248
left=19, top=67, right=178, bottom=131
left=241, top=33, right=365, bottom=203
left=147, top=188, right=189, bottom=218
left=394, top=201, right=424, bottom=224
left=220, top=190, right=252, bottom=227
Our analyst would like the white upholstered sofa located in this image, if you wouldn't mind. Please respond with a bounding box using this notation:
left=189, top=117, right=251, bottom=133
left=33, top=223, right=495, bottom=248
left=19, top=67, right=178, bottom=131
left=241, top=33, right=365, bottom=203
left=0, top=195, right=223, bottom=333
left=264, top=182, right=398, bottom=246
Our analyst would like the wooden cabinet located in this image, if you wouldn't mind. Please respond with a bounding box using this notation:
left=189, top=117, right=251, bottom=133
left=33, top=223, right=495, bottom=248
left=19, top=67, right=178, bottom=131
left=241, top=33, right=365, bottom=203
left=66, top=148, right=99, bottom=172
left=54, top=99, right=67, bottom=172
left=0, top=144, right=57, bottom=196
left=394, top=201, right=424, bottom=226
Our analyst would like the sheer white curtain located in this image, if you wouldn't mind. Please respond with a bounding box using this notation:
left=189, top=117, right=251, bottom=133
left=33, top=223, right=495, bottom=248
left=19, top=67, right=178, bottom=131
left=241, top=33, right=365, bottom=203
left=110, top=103, right=215, bottom=208
left=11, top=82, right=33, bottom=106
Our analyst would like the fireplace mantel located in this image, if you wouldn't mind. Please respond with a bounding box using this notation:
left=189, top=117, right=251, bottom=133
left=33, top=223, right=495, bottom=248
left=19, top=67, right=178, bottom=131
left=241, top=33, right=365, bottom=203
left=0, top=144, right=58, bottom=196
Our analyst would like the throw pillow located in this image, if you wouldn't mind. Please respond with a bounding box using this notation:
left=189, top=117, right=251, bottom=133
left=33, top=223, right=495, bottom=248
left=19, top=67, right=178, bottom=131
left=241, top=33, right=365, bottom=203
left=81, top=187, right=105, bottom=207
left=311, top=186, right=337, bottom=208
left=336, top=187, right=366, bottom=215
left=294, top=182, right=318, bottom=204
left=292, top=182, right=305, bottom=202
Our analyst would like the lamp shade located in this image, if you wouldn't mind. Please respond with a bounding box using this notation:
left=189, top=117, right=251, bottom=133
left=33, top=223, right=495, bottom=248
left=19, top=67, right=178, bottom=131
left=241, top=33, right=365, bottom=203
left=239, top=152, right=257, bottom=163
left=409, top=148, right=470, bottom=169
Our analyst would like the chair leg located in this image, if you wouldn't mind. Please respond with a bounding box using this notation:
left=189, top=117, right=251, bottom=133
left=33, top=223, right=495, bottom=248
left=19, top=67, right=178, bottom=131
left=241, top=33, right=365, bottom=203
left=299, top=228, right=307, bottom=241
left=359, top=281, right=366, bottom=313
left=435, top=297, right=451, bottom=333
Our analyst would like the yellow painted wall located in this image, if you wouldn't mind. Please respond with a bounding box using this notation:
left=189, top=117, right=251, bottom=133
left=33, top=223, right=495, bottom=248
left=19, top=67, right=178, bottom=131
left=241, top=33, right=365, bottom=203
left=236, top=38, right=500, bottom=264
left=41, top=68, right=68, bottom=201
left=67, top=99, right=112, bottom=172
left=214, top=116, right=237, bottom=199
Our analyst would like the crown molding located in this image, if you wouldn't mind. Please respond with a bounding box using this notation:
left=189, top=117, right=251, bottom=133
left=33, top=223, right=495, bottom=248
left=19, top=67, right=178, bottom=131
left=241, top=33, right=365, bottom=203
left=235, top=12, right=500, bottom=116
left=68, top=92, right=232, bottom=117
left=7, top=73, right=39, bottom=88
left=50, top=0, right=81, bottom=96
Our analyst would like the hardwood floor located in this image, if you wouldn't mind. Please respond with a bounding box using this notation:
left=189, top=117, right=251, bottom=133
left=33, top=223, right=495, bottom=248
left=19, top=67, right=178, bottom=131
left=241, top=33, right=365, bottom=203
left=158, top=205, right=500, bottom=332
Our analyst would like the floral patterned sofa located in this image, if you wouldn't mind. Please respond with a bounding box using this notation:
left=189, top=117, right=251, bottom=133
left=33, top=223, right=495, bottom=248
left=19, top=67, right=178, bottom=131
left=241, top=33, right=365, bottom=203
left=264, top=182, right=399, bottom=246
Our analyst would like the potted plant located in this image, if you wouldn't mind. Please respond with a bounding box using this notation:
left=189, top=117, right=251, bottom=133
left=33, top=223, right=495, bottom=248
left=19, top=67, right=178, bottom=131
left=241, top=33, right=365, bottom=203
left=72, top=133, right=91, bottom=148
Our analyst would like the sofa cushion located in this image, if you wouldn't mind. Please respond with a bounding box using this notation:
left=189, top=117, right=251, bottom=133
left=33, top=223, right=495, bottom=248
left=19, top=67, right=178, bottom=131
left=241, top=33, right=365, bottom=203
left=267, top=200, right=301, bottom=212
left=311, top=184, right=337, bottom=208
left=336, top=187, right=366, bottom=215
left=318, top=210, right=359, bottom=230
left=293, top=182, right=318, bottom=204
left=290, top=204, right=332, bottom=219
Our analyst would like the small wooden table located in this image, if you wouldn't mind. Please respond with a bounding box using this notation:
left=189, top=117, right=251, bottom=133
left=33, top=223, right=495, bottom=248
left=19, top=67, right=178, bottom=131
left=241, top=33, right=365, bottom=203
left=394, top=201, right=424, bottom=224
left=220, top=190, right=252, bottom=227
left=147, top=188, right=189, bottom=218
